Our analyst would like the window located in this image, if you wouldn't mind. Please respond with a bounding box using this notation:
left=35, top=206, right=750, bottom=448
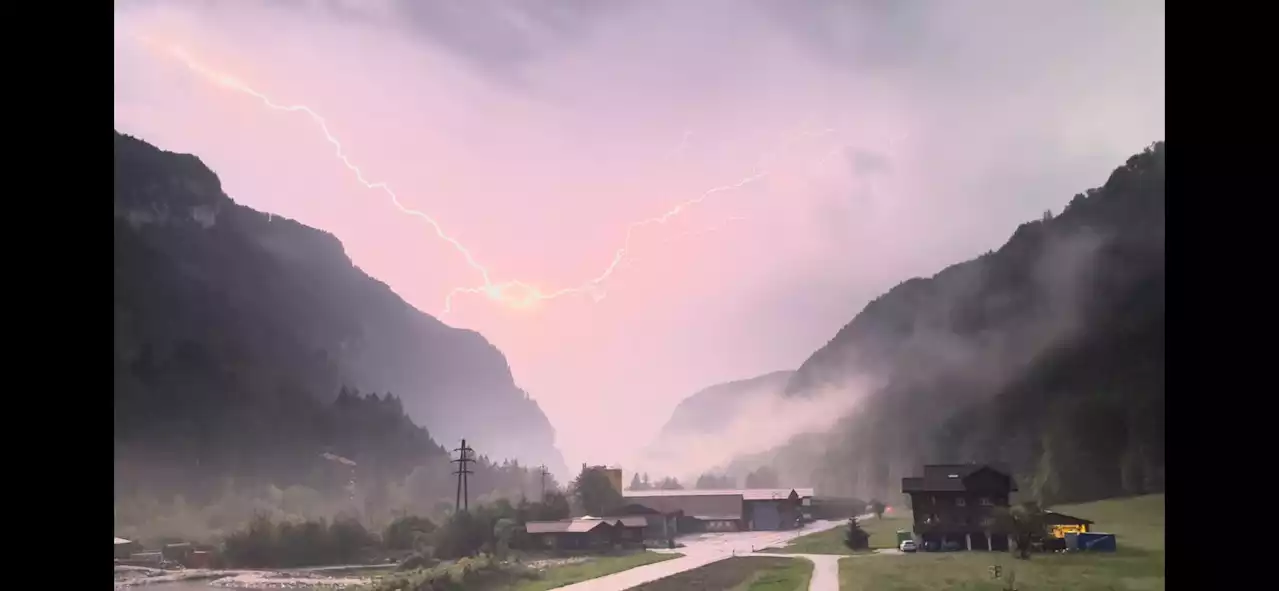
left=956, top=497, right=967, bottom=507
left=979, top=497, right=993, bottom=506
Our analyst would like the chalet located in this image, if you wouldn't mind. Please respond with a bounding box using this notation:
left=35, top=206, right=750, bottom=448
left=902, top=463, right=1017, bottom=551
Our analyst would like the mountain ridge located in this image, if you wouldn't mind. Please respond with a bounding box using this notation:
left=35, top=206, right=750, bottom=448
left=113, top=130, right=568, bottom=489
left=714, top=142, right=1165, bottom=504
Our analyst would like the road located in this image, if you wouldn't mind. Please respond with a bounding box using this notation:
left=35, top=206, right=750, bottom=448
left=553, top=518, right=853, bottom=591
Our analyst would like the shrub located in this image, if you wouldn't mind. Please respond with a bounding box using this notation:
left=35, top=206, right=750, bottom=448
left=845, top=518, right=870, bottom=550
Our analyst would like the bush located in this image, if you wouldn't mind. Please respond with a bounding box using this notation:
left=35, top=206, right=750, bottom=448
left=845, top=518, right=870, bottom=550
left=396, top=551, right=440, bottom=572
left=222, top=513, right=376, bottom=568
left=385, top=515, right=437, bottom=551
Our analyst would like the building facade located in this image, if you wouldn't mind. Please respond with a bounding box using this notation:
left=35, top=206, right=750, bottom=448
left=621, top=488, right=813, bottom=533
left=902, top=464, right=1017, bottom=551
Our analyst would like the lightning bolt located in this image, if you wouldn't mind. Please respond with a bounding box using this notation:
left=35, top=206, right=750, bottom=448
left=134, top=37, right=837, bottom=314
left=443, top=125, right=832, bottom=311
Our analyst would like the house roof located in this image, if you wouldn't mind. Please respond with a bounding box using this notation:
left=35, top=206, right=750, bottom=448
left=609, top=516, right=650, bottom=528
left=901, top=463, right=1017, bottom=493
left=114, top=537, right=133, bottom=545
left=1042, top=511, right=1094, bottom=526
left=524, top=516, right=648, bottom=534
left=621, top=493, right=744, bottom=520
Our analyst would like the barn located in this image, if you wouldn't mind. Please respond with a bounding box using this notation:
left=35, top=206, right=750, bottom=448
left=620, top=488, right=814, bottom=533
left=524, top=516, right=648, bottom=550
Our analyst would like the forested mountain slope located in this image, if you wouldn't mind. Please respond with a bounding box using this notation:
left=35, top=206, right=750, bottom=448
left=113, top=131, right=567, bottom=512
left=735, top=142, right=1165, bottom=505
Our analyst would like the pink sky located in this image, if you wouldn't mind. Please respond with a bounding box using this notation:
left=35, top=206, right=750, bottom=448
left=113, top=0, right=1164, bottom=476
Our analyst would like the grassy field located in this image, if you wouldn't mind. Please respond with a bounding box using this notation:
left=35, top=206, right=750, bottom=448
left=838, top=494, right=1165, bottom=591
left=506, top=551, right=683, bottom=591
left=773, top=516, right=911, bottom=555
left=629, top=556, right=812, bottom=591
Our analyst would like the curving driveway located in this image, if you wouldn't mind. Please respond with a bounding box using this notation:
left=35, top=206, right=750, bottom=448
left=552, top=518, right=853, bottom=591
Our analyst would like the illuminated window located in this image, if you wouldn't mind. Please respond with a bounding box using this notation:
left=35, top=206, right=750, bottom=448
left=979, top=497, right=993, bottom=506
left=956, top=497, right=967, bottom=507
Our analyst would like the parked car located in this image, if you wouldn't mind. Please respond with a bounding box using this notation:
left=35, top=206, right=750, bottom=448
left=899, top=539, right=918, bottom=553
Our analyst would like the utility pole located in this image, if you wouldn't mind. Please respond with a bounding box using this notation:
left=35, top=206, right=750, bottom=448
left=452, top=439, right=475, bottom=513
left=539, top=464, right=549, bottom=500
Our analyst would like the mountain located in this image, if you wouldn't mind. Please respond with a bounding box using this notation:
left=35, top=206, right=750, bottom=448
left=731, top=142, right=1165, bottom=505
left=113, top=131, right=568, bottom=499
left=640, top=371, right=794, bottom=476
left=657, top=370, right=794, bottom=437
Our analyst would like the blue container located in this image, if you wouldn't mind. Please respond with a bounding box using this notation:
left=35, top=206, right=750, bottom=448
left=1076, top=532, right=1117, bottom=552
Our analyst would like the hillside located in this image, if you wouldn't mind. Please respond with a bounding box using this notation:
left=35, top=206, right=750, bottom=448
left=113, top=131, right=567, bottom=505
left=655, top=370, right=794, bottom=438
left=640, top=370, right=795, bottom=477
left=735, top=142, right=1165, bottom=505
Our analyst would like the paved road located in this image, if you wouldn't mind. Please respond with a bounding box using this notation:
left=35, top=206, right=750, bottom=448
left=553, top=519, right=851, bottom=591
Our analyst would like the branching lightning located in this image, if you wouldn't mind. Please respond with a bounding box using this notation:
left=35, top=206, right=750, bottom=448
left=135, top=37, right=839, bottom=315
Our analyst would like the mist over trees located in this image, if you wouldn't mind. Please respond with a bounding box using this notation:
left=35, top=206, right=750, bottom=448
left=654, top=476, right=685, bottom=490
left=727, top=142, right=1166, bottom=507
left=695, top=473, right=736, bottom=489
left=744, top=466, right=780, bottom=489
left=114, top=387, right=562, bottom=543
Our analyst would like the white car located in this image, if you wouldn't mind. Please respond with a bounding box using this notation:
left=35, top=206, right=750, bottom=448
left=899, top=539, right=918, bottom=553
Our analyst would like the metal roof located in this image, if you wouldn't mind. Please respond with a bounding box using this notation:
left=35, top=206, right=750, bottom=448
left=607, top=516, right=650, bottom=528
left=114, top=537, right=133, bottom=545
left=1043, top=511, right=1094, bottom=526
left=525, top=520, right=573, bottom=534
left=620, top=493, right=743, bottom=520
left=689, top=514, right=743, bottom=521
left=616, top=488, right=808, bottom=498
left=565, top=520, right=608, bottom=533
left=524, top=516, right=648, bottom=534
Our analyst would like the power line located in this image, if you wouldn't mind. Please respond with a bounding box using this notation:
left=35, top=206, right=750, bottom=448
left=452, top=439, right=475, bottom=513
left=539, top=464, right=549, bottom=501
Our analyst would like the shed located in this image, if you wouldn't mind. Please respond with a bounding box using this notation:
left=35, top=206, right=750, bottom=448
left=114, top=537, right=141, bottom=560
left=162, top=542, right=194, bottom=563
left=524, top=517, right=647, bottom=550
left=1042, top=511, right=1094, bottom=538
